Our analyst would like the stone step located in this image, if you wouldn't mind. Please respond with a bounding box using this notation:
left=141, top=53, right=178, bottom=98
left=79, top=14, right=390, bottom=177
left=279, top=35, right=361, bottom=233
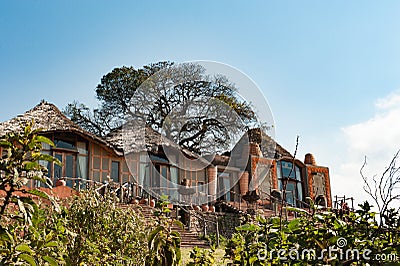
left=117, top=203, right=209, bottom=248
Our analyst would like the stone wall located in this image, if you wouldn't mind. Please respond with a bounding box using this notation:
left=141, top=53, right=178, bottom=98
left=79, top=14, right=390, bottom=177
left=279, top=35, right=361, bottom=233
left=188, top=210, right=243, bottom=238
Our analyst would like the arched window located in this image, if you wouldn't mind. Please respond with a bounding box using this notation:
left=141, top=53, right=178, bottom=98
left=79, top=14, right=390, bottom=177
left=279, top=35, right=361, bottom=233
left=277, top=161, right=304, bottom=207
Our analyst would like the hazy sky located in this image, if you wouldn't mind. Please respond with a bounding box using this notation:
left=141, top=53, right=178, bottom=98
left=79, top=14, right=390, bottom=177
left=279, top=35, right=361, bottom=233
left=2, top=1, right=400, bottom=206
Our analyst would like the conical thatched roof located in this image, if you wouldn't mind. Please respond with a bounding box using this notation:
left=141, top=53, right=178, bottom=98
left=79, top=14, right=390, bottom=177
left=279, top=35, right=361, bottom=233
left=0, top=100, right=118, bottom=154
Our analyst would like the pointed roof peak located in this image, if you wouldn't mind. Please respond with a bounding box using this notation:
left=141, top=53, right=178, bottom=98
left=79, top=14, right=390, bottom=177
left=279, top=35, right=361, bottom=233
left=0, top=100, right=119, bottom=154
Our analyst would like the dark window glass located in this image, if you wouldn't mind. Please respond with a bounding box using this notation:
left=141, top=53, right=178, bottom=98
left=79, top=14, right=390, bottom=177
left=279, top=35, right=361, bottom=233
left=54, top=139, right=75, bottom=150
left=54, top=154, right=63, bottom=179
left=65, top=154, right=75, bottom=187
left=277, top=161, right=304, bottom=206
left=111, top=161, right=120, bottom=183
left=217, top=172, right=230, bottom=201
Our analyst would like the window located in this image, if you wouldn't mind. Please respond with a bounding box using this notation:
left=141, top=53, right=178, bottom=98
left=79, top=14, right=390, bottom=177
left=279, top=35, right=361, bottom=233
left=91, top=143, right=115, bottom=183
left=217, top=172, right=231, bottom=201
left=54, top=139, right=75, bottom=150
left=277, top=161, right=304, bottom=207
left=53, top=153, right=76, bottom=188
left=111, top=161, right=120, bottom=183
left=37, top=142, right=52, bottom=187
left=77, top=141, right=88, bottom=182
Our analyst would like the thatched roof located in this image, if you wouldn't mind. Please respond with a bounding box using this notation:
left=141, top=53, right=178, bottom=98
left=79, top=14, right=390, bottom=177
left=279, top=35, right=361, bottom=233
left=105, top=124, right=176, bottom=154
left=105, top=123, right=202, bottom=159
left=0, top=100, right=118, bottom=154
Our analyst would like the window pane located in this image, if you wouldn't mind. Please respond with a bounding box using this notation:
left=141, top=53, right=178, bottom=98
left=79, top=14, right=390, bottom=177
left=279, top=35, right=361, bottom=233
left=277, top=162, right=282, bottom=179
left=111, top=161, right=119, bottom=183
left=295, top=166, right=301, bottom=181
left=93, top=171, right=100, bottom=182
left=285, top=182, right=296, bottom=206
left=281, top=161, right=295, bottom=179
left=152, top=165, right=160, bottom=187
left=102, top=158, right=109, bottom=170
left=122, top=174, right=130, bottom=183
left=55, top=139, right=75, bottom=150
left=39, top=150, right=51, bottom=178
left=224, top=178, right=231, bottom=201
left=170, top=167, right=178, bottom=185
left=197, top=170, right=205, bottom=182
left=77, top=141, right=88, bottom=154
left=102, top=172, right=108, bottom=182
left=218, top=172, right=230, bottom=200
left=65, top=155, right=75, bottom=187
left=93, top=157, right=101, bottom=169
left=54, top=154, right=63, bottom=179
left=297, top=182, right=303, bottom=202
left=77, top=156, right=88, bottom=179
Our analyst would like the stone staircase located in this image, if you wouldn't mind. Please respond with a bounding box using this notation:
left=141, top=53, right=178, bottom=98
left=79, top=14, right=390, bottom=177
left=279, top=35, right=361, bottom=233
left=119, top=203, right=210, bottom=248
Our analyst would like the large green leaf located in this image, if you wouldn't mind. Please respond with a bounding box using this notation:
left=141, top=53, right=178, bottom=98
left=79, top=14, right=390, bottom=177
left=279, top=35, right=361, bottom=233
left=16, top=243, right=34, bottom=254
left=18, top=253, right=37, bottom=266
left=43, top=255, right=58, bottom=266
left=288, top=219, right=301, bottom=231
left=35, top=135, right=55, bottom=147
left=29, top=174, right=47, bottom=184
left=27, top=189, right=51, bottom=200
left=148, top=226, right=163, bottom=248
left=0, top=140, right=12, bottom=148
left=36, top=154, right=61, bottom=165
left=45, top=241, right=59, bottom=248
left=236, top=223, right=257, bottom=231
left=23, top=161, right=40, bottom=171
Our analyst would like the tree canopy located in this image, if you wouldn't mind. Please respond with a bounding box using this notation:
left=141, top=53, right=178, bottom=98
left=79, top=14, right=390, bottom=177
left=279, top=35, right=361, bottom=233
left=64, top=61, right=258, bottom=154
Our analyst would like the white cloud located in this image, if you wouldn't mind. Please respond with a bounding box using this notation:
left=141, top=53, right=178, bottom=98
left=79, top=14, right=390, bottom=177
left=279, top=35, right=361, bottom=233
left=375, top=90, right=400, bottom=110
left=331, top=91, right=400, bottom=210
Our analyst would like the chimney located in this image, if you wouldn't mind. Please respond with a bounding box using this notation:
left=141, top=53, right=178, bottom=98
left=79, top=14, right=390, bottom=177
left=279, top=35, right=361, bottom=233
left=249, top=142, right=263, bottom=157
left=304, top=153, right=316, bottom=165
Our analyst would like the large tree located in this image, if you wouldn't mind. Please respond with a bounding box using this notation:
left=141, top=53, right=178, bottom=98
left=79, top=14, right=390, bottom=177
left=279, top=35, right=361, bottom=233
left=64, top=61, right=258, bottom=154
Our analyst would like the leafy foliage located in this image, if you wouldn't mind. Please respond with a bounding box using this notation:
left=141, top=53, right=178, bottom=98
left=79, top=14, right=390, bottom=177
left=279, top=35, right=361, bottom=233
left=187, top=247, right=216, bottom=266
left=145, top=195, right=183, bottom=266
left=61, top=190, right=149, bottom=265
left=0, top=122, right=64, bottom=265
left=224, top=200, right=400, bottom=265
left=0, top=121, right=61, bottom=218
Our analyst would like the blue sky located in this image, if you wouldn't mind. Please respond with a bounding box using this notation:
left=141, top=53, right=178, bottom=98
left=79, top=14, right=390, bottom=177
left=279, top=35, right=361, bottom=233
left=2, top=1, right=400, bottom=205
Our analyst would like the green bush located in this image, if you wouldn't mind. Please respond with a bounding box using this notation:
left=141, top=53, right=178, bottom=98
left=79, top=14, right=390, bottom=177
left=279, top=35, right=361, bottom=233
left=145, top=195, right=183, bottom=266
left=225, top=200, right=400, bottom=265
left=62, top=190, right=150, bottom=265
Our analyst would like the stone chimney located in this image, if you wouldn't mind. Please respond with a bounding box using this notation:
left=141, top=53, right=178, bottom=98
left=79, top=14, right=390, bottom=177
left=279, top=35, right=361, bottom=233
left=304, top=153, right=316, bottom=165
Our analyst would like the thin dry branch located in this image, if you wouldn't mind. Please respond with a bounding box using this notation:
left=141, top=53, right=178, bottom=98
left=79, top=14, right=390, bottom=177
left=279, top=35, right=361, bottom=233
left=360, top=149, right=400, bottom=226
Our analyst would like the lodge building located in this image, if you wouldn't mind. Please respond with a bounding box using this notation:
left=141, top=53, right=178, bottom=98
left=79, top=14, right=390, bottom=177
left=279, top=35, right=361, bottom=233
left=0, top=101, right=332, bottom=209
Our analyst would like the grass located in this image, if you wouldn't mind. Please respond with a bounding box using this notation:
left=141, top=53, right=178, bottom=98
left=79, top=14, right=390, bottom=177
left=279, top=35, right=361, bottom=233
left=181, top=248, right=229, bottom=265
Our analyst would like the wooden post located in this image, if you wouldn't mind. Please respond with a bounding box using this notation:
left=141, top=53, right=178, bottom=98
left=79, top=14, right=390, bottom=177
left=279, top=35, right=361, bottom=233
left=119, top=184, right=124, bottom=203
left=215, top=215, right=220, bottom=247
